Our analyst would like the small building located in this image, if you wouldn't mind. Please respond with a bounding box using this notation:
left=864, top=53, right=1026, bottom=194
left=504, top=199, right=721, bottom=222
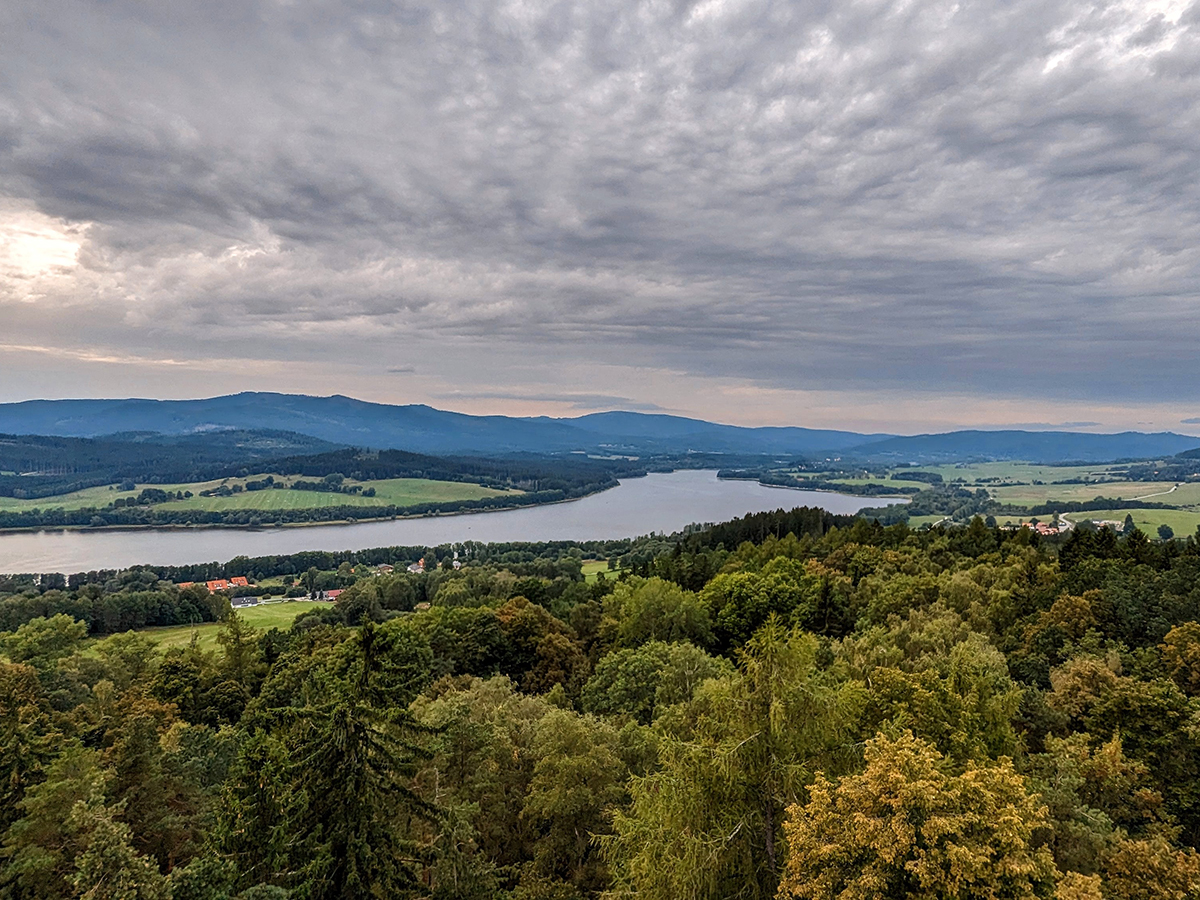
left=376, top=564, right=394, bottom=574
left=317, top=589, right=344, bottom=601
left=206, top=579, right=231, bottom=592
left=231, top=596, right=259, bottom=608
left=1022, top=521, right=1066, bottom=536
left=230, top=576, right=250, bottom=587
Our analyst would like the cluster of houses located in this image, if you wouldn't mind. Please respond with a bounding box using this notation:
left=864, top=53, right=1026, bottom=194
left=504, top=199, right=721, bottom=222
left=405, top=553, right=462, bottom=574
left=177, top=576, right=251, bottom=592
left=1021, top=521, right=1068, bottom=537
left=174, top=553, right=464, bottom=610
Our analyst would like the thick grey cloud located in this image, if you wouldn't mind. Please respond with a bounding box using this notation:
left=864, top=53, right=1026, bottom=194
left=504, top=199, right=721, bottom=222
left=2, top=0, right=1200, bottom=426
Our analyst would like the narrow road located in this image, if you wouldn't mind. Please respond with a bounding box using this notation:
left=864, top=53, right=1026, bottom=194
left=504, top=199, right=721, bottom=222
left=1129, top=483, right=1180, bottom=502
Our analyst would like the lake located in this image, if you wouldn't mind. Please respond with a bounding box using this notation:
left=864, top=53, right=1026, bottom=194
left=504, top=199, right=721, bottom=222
left=0, top=470, right=894, bottom=574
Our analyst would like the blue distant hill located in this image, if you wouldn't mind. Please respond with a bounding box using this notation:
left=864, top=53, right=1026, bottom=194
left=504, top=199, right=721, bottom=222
left=0, top=393, right=1195, bottom=463
left=850, top=430, right=1200, bottom=464
left=0, top=393, right=879, bottom=456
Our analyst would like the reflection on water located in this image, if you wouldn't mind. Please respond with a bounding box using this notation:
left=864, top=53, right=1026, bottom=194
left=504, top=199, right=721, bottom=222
left=0, top=470, right=896, bottom=573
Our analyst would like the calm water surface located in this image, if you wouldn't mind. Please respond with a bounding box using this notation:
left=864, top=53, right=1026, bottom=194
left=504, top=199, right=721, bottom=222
left=0, top=470, right=893, bottom=573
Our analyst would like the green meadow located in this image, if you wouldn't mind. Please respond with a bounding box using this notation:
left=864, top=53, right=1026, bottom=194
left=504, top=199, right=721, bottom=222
left=91, top=601, right=324, bottom=654
left=0, top=475, right=516, bottom=514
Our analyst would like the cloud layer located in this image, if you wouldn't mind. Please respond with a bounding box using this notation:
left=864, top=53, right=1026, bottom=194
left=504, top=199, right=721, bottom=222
left=2, top=0, right=1199, bottom=430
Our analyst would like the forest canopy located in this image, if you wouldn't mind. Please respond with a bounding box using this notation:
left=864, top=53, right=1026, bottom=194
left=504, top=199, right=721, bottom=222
left=2, top=511, right=1200, bottom=898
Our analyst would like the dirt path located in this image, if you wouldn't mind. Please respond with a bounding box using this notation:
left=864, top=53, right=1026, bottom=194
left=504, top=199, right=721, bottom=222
left=1130, top=483, right=1180, bottom=502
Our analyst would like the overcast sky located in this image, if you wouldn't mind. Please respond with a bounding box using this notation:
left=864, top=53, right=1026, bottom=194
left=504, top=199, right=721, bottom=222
left=2, top=0, right=1199, bottom=433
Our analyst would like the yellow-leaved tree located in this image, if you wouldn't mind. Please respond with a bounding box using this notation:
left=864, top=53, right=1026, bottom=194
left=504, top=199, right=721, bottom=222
left=778, top=731, right=1057, bottom=900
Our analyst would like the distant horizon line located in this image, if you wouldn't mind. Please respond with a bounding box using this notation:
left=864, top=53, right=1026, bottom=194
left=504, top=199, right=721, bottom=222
left=1, top=390, right=1199, bottom=440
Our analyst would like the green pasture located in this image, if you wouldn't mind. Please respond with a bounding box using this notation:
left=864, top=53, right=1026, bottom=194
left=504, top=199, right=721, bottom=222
left=0, top=484, right=142, bottom=512
left=1072, top=508, right=1200, bottom=539
left=905, top=515, right=951, bottom=528
left=582, top=559, right=617, bottom=583
left=988, top=481, right=1179, bottom=506
left=0, top=475, right=516, bottom=514
left=906, top=462, right=1124, bottom=484
left=165, top=477, right=513, bottom=512
left=1157, top=482, right=1200, bottom=506
left=92, top=601, right=324, bottom=654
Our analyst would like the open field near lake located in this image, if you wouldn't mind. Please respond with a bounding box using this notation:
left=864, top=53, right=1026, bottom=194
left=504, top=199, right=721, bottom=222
left=166, top=477, right=515, bottom=511
left=91, top=601, right=325, bottom=654
left=988, top=481, right=1180, bottom=505
left=908, top=462, right=1128, bottom=484
left=0, top=484, right=142, bottom=512
left=1071, top=507, right=1200, bottom=538
left=0, top=475, right=517, bottom=514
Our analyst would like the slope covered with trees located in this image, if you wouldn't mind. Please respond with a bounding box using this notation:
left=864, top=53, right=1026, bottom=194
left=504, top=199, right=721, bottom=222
left=3, top=512, right=1200, bottom=898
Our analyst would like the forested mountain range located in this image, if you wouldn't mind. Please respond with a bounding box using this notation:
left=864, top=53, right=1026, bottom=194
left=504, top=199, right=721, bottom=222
left=0, top=392, right=1197, bottom=462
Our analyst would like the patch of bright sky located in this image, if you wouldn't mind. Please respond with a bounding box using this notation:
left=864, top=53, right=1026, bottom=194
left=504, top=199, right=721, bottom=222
left=0, top=204, right=86, bottom=301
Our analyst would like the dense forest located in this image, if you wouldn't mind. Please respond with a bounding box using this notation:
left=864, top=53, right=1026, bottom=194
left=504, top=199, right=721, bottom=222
left=3, top=510, right=1200, bottom=898
left=0, top=432, right=338, bottom=499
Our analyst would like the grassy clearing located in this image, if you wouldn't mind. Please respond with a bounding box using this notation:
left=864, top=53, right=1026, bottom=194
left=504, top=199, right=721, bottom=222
left=582, top=560, right=617, bottom=583
left=1071, top=508, right=1200, bottom=538
left=988, top=481, right=1179, bottom=505
left=0, top=484, right=142, bottom=512
left=1160, top=482, right=1200, bottom=506
left=167, top=477, right=513, bottom=512
left=905, top=514, right=951, bottom=528
left=907, top=462, right=1125, bottom=484
left=0, top=475, right=517, bottom=514
left=92, top=601, right=325, bottom=654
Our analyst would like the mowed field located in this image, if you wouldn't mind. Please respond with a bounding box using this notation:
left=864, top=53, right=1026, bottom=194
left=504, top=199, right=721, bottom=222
left=582, top=559, right=616, bottom=582
left=166, top=477, right=515, bottom=511
left=0, top=483, right=141, bottom=512
left=864, top=461, right=1200, bottom=536
left=0, top=475, right=518, bottom=513
left=1072, top=507, right=1200, bottom=538
left=988, top=481, right=1180, bottom=505
left=91, top=601, right=324, bottom=654
left=909, top=462, right=1127, bottom=484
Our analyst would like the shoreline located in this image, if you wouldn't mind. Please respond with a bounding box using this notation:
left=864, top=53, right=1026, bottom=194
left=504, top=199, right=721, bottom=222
left=0, top=473, right=892, bottom=538
left=718, top=474, right=912, bottom=503
left=0, top=484, right=620, bottom=537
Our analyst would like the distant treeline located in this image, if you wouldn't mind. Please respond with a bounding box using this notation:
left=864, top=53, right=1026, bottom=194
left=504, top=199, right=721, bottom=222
left=0, top=538, right=640, bottom=588
left=0, top=580, right=226, bottom=634
left=679, top=504, right=857, bottom=551
left=717, top=470, right=922, bottom=496
left=1023, top=498, right=1177, bottom=516
left=268, top=447, right=646, bottom=492
left=0, top=432, right=646, bottom=503
left=891, top=469, right=943, bottom=484
left=0, top=430, right=337, bottom=498
left=0, top=480, right=623, bottom=531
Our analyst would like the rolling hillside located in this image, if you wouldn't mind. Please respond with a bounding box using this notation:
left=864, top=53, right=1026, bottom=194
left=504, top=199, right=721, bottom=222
left=0, top=393, right=1196, bottom=463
